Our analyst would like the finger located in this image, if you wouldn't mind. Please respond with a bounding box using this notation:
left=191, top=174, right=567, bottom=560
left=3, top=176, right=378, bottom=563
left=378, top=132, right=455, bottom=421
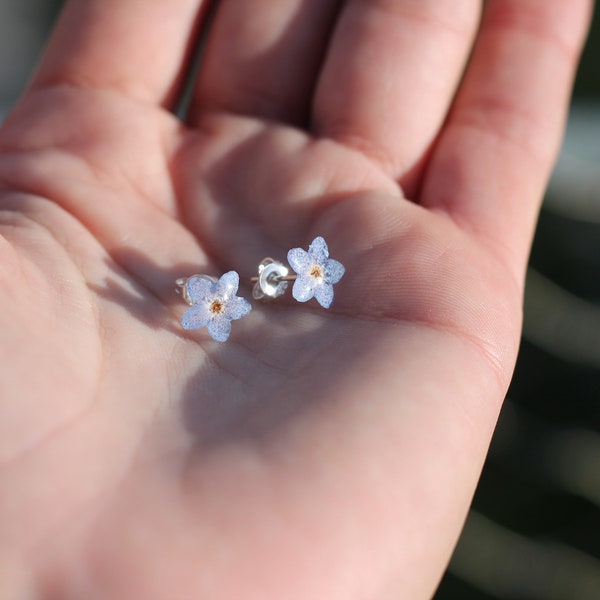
left=189, top=0, right=340, bottom=126
left=312, top=0, right=481, bottom=192
left=29, top=0, right=209, bottom=108
left=421, top=0, right=592, bottom=277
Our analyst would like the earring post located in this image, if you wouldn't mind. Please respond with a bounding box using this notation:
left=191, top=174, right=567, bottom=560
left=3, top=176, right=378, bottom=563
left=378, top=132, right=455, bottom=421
left=250, top=274, right=296, bottom=283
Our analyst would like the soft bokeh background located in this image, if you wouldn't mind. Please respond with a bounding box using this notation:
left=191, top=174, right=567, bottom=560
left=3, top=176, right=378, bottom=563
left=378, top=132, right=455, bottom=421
left=1, top=2, right=598, bottom=598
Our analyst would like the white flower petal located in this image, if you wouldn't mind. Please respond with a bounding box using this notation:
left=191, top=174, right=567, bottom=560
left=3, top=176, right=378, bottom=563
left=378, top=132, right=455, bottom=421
left=226, top=297, right=252, bottom=320
left=208, top=317, right=232, bottom=342
left=287, top=247, right=310, bottom=276
left=324, top=259, right=345, bottom=285
left=181, top=303, right=211, bottom=330
left=314, top=283, right=334, bottom=308
left=216, top=271, right=240, bottom=300
left=308, top=236, right=329, bottom=260
left=185, top=276, right=214, bottom=304
left=292, top=276, right=315, bottom=302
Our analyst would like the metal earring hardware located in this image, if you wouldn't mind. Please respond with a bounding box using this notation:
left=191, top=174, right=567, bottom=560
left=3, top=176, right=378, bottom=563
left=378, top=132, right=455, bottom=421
left=251, top=258, right=296, bottom=301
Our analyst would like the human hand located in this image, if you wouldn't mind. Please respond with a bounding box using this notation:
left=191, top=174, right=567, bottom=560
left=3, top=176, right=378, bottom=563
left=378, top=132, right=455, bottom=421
left=0, top=1, right=591, bottom=598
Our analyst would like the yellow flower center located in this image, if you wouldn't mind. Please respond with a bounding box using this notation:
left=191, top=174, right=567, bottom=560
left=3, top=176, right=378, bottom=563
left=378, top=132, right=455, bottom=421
left=310, top=265, right=323, bottom=279
left=209, top=300, right=225, bottom=315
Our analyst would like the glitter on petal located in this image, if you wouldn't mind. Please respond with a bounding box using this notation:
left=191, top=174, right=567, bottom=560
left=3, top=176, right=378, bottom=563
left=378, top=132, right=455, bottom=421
left=216, top=271, right=240, bottom=300
left=287, top=247, right=310, bottom=275
left=292, top=275, right=316, bottom=302
left=208, top=317, right=232, bottom=343
left=185, top=277, right=214, bottom=304
left=226, top=297, right=252, bottom=321
left=314, top=283, right=334, bottom=308
left=325, top=259, right=345, bottom=285
left=308, top=236, right=329, bottom=259
left=181, top=303, right=211, bottom=330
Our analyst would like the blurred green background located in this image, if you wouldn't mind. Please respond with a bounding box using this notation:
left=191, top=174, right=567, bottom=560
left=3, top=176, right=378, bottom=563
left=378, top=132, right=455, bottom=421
left=0, top=2, right=598, bottom=598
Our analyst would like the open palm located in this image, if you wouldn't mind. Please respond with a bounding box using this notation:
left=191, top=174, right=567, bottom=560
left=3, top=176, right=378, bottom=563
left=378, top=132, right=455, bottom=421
left=0, top=1, right=590, bottom=598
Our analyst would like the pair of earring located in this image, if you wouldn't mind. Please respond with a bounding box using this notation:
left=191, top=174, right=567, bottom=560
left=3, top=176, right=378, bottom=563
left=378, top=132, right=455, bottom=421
left=175, top=236, right=345, bottom=342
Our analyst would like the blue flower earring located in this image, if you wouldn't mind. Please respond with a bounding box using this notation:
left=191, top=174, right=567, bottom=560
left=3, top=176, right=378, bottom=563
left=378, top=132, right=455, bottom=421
left=176, top=271, right=251, bottom=342
left=252, top=236, right=345, bottom=309
left=177, top=237, right=344, bottom=341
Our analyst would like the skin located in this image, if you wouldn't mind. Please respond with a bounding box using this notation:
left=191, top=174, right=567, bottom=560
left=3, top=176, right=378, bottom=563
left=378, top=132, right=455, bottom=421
left=0, top=0, right=591, bottom=598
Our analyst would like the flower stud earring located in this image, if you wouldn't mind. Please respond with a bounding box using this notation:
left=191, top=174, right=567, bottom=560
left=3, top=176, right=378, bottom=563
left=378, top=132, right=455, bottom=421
left=287, top=236, right=345, bottom=308
left=176, top=271, right=251, bottom=342
left=252, top=236, right=345, bottom=309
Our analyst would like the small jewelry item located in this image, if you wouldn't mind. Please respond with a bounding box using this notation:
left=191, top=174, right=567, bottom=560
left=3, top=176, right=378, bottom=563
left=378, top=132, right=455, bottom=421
left=252, top=258, right=294, bottom=301
left=252, top=236, right=345, bottom=309
left=176, top=271, right=251, bottom=342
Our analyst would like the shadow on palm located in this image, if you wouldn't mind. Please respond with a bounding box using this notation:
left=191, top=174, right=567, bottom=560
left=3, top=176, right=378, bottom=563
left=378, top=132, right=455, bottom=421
left=91, top=110, right=514, bottom=456
left=0, top=83, right=515, bottom=466
left=94, top=241, right=399, bottom=453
